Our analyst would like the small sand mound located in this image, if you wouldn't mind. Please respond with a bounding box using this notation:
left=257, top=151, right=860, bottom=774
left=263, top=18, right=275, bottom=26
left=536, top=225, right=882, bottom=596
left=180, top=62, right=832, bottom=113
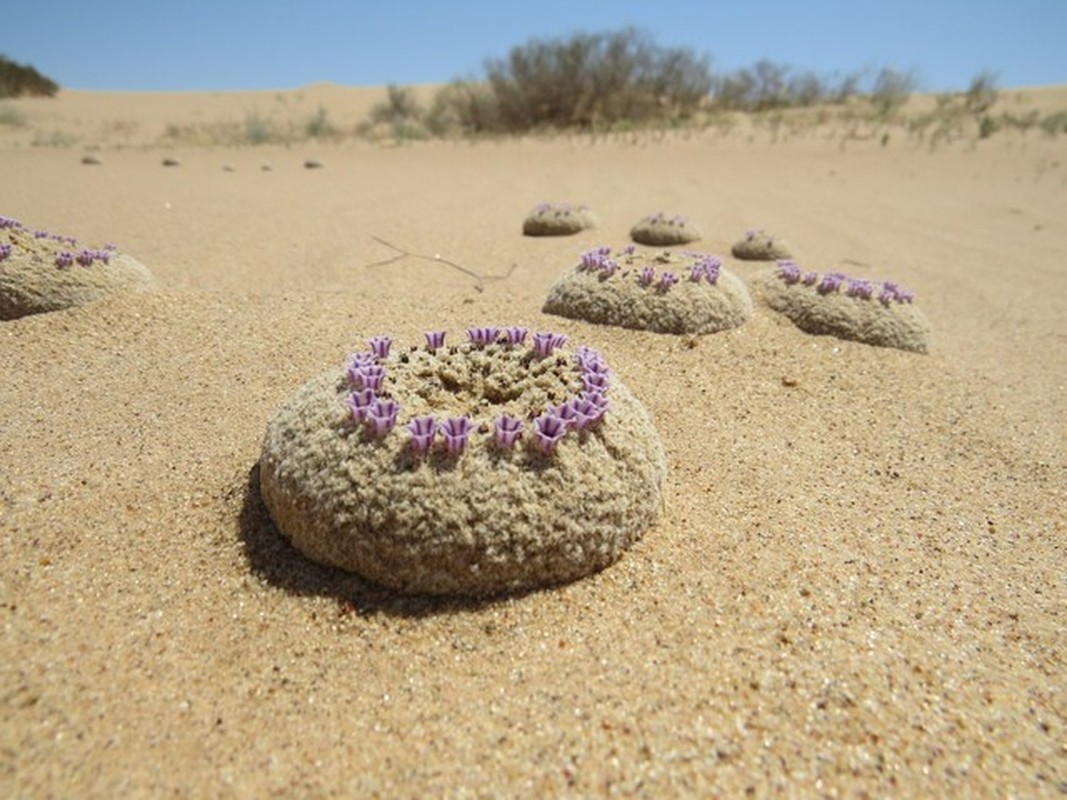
left=0, top=215, right=156, bottom=321
left=754, top=260, right=931, bottom=353
left=259, top=328, right=667, bottom=596
left=629, top=212, right=702, bottom=246
left=522, top=202, right=598, bottom=236
left=731, top=228, right=793, bottom=260
left=543, top=245, right=752, bottom=335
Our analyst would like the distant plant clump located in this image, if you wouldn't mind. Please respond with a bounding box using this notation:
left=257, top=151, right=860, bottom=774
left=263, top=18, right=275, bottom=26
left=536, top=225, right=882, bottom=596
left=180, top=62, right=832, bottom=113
left=0, top=54, right=59, bottom=98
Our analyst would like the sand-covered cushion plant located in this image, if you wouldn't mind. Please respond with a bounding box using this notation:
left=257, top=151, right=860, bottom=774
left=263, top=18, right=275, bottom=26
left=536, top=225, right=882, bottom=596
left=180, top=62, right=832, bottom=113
left=543, top=245, right=752, bottom=334
left=259, top=328, right=667, bottom=596
left=629, top=212, right=702, bottom=246
left=755, top=259, right=931, bottom=353
left=731, top=228, right=793, bottom=261
left=0, top=215, right=155, bottom=320
left=522, top=202, right=598, bottom=236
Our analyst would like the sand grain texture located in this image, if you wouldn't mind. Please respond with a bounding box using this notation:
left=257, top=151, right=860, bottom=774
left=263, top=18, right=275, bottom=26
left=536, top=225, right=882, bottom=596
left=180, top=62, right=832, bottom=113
left=1, top=86, right=1065, bottom=797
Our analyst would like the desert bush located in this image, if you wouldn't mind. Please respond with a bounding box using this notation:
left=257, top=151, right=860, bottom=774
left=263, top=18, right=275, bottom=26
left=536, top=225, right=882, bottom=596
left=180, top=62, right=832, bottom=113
left=869, top=67, right=919, bottom=117
left=431, top=28, right=713, bottom=133
left=304, top=106, right=336, bottom=139
left=0, top=54, right=59, bottom=98
left=0, top=103, right=27, bottom=126
left=1039, top=111, right=1067, bottom=136
left=964, top=71, right=999, bottom=114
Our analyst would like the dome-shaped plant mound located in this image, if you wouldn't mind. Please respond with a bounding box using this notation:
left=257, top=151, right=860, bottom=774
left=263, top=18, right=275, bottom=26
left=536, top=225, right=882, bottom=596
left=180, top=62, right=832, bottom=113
left=259, top=328, right=667, bottom=596
left=543, top=245, right=752, bottom=334
left=522, top=202, right=598, bottom=236
left=0, top=215, right=156, bottom=320
left=730, top=228, right=792, bottom=261
left=629, top=212, right=702, bottom=246
left=755, top=260, right=931, bottom=353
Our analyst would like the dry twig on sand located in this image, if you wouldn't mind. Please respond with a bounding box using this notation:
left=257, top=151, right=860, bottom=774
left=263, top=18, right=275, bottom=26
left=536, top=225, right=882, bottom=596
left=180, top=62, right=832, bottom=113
left=365, top=236, right=516, bottom=293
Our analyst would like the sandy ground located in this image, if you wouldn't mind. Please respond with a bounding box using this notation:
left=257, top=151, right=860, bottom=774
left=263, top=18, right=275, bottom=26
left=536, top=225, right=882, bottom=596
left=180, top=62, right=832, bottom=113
left=1, top=86, right=1065, bottom=796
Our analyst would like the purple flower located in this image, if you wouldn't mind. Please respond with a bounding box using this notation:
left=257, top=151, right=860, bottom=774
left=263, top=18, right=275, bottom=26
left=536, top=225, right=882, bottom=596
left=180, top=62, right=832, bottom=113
left=76, top=249, right=95, bottom=266
left=579, top=390, right=610, bottom=422
left=581, top=371, right=611, bottom=394
left=533, top=331, right=567, bottom=359
left=405, top=415, right=436, bottom=454
left=346, top=389, right=377, bottom=423
left=504, top=326, right=528, bottom=346
left=494, top=414, right=524, bottom=448
left=801, top=271, right=818, bottom=286
left=638, top=266, right=656, bottom=287
left=0, top=216, right=21, bottom=229
left=532, top=413, right=568, bottom=455
left=745, top=228, right=757, bottom=241
left=466, top=326, right=500, bottom=347
left=349, top=363, right=386, bottom=391
left=368, top=336, right=392, bottom=359
left=0, top=243, right=11, bottom=262
left=688, top=264, right=706, bottom=282
left=656, top=271, right=679, bottom=291
left=439, top=416, right=474, bottom=455
left=700, top=256, right=722, bottom=284
left=551, top=401, right=582, bottom=430
left=575, top=346, right=608, bottom=375
left=879, top=281, right=915, bottom=304
left=34, top=230, right=49, bottom=239
left=598, top=258, right=619, bottom=278
left=845, top=278, right=874, bottom=299
left=569, top=396, right=606, bottom=430
left=621, top=244, right=636, bottom=255
left=365, top=398, right=399, bottom=438
left=777, top=259, right=801, bottom=285
left=92, top=249, right=111, bottom=264
left=54, top=251, right=74, bottom=268
left=817, top=272, right=845, bottom=295
left=579, top=246, right=612, bottom=271
left=424, top=330, right=446, bottom=351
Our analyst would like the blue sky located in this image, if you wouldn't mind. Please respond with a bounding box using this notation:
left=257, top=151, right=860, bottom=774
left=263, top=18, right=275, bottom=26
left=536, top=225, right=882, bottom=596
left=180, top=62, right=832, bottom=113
left=4, top=0, right=1065, bottom=93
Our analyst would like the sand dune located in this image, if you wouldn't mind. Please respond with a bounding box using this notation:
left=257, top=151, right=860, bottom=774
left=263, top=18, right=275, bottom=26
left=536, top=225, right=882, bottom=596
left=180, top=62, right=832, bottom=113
left=1, top=85, right=1065, bottom=796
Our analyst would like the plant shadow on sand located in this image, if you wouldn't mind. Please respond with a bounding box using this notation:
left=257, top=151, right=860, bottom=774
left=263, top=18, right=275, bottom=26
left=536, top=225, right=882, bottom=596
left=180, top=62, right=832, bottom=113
left=236, top=462, right=539, bottom=618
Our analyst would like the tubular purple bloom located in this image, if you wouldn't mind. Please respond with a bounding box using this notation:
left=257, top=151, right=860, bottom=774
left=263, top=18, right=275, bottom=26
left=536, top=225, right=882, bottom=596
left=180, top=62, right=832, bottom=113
left=346, top=388, right=377, bottom=423
left=817, top=272, right=845, bottom=295
left=76, top=249, right=95, bottom=266
left=494, top=414, right=524, bottom=448
left=638, top=266, right=656, bottom=287
left=579, top=390, right=610, bottom=421
left=551, top=401, right=582, bottom=430
left=656, top=272, right=679, bottom=291
left=569, top=397, right=605, bottom=430
left=745, top=228, right=757, bottom=240
left=575, top=346, right=608, bottom=374
left=0, top=216, right=21, bottom=229
left=366, top=398, right=399, bottom=438
left=55, top=251, right=74, bottom=268
left=579, top=246, right=612, bottom=270
left=466, top=326, right=501, bottom=347
left=845, top=277, right=874, bottom=299
left=34, top=230, right=49, bottom=239
left=582, top=372, right=611, bottom=394
left=93, top=249, right=111, bottom=264
left=801, top=271, right=818, bottom=286
left=621, top=244, right=636, bottom=255
left=368, top=336, right=392, bottom=359
left=504, top=326, right=528, bottom=346
left=424, top=330, right=446, bottom=351
left=439, top=416, right=474, bottom=455
left=598, top=258, right=619, bottom=278
left=406, top=415, right=437, bottom=454
left=777, top=259, right=801, bottom=285
left=533, top=332, right=566, bottom=359
left=0, top=243, right=11, bottom=262
left=532, top=413, right=568, bottom=455
left=689, top=264, right=706, bottom=282
left=357, top=364, right=387, bottom=392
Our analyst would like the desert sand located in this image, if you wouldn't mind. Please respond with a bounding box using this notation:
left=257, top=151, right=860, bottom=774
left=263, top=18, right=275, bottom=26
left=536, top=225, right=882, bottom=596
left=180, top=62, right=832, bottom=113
left=1, top=85, right=1065, bottom=796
